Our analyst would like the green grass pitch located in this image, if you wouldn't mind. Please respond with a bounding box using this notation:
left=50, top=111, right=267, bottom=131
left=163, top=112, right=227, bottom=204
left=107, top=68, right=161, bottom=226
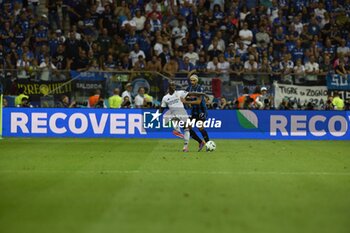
left=0, top=138, right=350, bottom=233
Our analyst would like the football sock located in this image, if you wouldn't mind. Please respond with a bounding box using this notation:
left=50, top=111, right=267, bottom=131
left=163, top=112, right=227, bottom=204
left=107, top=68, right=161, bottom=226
left=184, top=129, right=190, bottom=145
left=200, top=129, right=209, bottom=142
left=190, top=129, right=202, bottom=144
left=173, top=123, right=181, bottom=133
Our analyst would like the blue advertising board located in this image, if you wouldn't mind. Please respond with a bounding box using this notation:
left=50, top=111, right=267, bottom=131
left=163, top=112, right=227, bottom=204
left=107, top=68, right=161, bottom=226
left=2, top=108, right=350, bottom=140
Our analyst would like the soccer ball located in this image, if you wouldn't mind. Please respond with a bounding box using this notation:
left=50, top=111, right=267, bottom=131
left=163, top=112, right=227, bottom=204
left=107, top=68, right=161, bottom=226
left=206, top=141, right=216, bottom=152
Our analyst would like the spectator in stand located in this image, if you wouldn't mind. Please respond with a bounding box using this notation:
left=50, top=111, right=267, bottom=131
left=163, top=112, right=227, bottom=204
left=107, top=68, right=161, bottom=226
left=103, top=54, right=117, bottom=71
left=39, top=56, right=57, bottom=81
left=153, top=35, right=164, bottom=57
left=29, top=0, right=40, bottom=17
left=291, top=39, right=304, bottom=63
left=119, top=55, right=132, bottom=71
left=279, top=54, right=294, bottom=84
left=337, top=39, right=350, bottom=57
left=286, top=24, right=299, bottom=45
left=121, top=12, right=137, bottom=32
left=196, top=54, right=208, bottom=73
left=273, top=26, right=286, bottom=58
left=201, top=23, right=213, bottom=50
left=255, top=26, right=270, bottom=49
left=333, top=53, right=348, bottom=68
left=163, top=56, right=179, bottom=78
left=88, top=59, right=101, bottom=71
left=239, top=22, right=253, bottom=46
left=68, top=25, right=81, bottom=41
left=172, top=18, right=188, bottom=47
left=146, top=55, right=162, bottom=72
left=305, top=55, right=320, bottom=84
left=239, top=6, right=250, bottom=22
left=270, top=58, right=281, bottom=82
left=64, top=32, right=80, bottom=60
left=146, top=0, right=162, bottom=19
left=183, top=44, right=199, bottom=66
left=179, top=56, right=195, bottom=72
left=335, top=60, right=349, bottom=76
left=320, top=55, right=333, bottom=75
left=158, top=44, right=171, bottom=67
left=149, top=12, right=162, bottom=33
left=46, top=0, right=61, bottom=30
left=114, top=35, right=130, bottom=59
left=207, top=56, right=219, bottom=75
left=293, top=59, right=306, bottom=84
left=98, top=28, right=112, bottom=56
left=259, top=57, right=271, bottom=85
left=272, top=10, right=287, bottom=28
left=133, top=9, right=146, bottom=33
left=208, top=37, right=224, bottom=57
left=231, top=55, right=244, bottom=75
left=243, top=55, right=258, bottom=83
left=115, top=0, right=130, bottom=22
left=235, top=40, right=248, bottom=62
left=323, top=37, right=336, bottom=60
left=133, top=55, right=147, bottom=71
left=245, top=7, right=260, bottom=29
left=52, top=44, right=67, bottom=70
left=129, top=44, right=145, bottom=67
left=215, top=30, right=226, bottom=52
left=16, top=53, right=31, bottom=79
left=224, top=43, right=236, bottom=63
left=292, top=15, right=303, bottom=35
left=70, top=50, right=89, bottom=71
left=308, top=17, right=321, bottom=36
left=125, top=29, right=138, bottom=51
left=217, top=54, right=230, bottom=81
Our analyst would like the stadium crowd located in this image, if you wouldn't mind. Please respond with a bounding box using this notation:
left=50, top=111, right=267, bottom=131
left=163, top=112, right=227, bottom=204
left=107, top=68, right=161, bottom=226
left=0, top=0, right=349, bottom=110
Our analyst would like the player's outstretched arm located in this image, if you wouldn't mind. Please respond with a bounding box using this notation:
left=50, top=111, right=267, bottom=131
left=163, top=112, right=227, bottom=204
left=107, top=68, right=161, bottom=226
left=187, top=92, right=208, bottom=97
left=181, top=97, right=201, bottom=105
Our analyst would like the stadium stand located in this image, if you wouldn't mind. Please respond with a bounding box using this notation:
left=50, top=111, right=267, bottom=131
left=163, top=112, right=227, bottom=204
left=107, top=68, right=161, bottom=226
left=0, top=0, right=349, bottom=110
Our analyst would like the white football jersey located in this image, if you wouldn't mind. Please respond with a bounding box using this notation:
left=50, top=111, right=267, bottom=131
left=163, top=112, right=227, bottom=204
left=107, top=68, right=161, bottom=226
left=161, top=90, right=188, bottom=111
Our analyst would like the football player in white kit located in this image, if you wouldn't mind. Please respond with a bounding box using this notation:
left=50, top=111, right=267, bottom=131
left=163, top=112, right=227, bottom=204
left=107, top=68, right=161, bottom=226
left=160, top=82, right=204, bottom=152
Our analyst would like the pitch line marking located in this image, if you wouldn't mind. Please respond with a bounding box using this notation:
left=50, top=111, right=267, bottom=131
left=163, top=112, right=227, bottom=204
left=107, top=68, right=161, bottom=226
left=0, top=170, right=350, bottom=176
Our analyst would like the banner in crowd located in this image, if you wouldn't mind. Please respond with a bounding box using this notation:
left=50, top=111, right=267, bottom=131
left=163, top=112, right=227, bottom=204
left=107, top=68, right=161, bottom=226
left=17, top=80, right=72, bottom=96
left=3, top=108, right=349, bottom=140
left=70, top=71, right=106, bottom=81
left=274, top=82, right=328, bottom=108
left=326, top=74, right=350, bottom=90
